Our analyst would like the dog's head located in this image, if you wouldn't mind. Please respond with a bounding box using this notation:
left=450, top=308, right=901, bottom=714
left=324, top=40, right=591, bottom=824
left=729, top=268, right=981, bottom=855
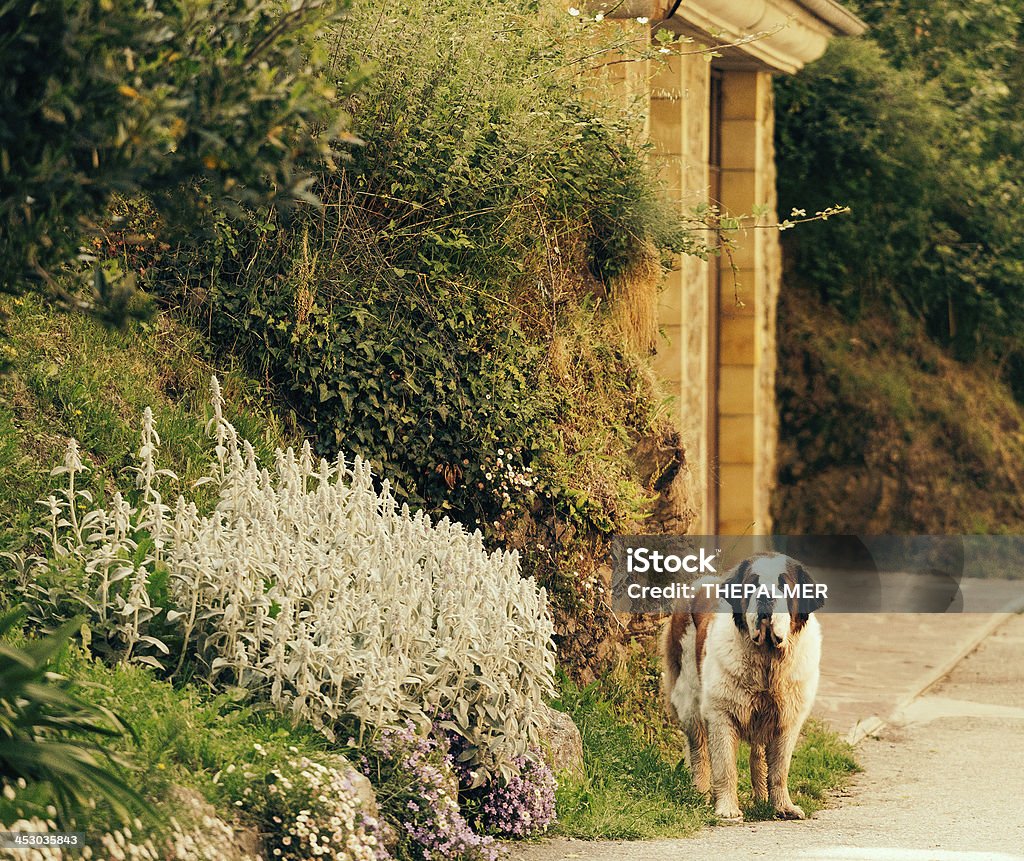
left=722, top=553, right=825, bottom=649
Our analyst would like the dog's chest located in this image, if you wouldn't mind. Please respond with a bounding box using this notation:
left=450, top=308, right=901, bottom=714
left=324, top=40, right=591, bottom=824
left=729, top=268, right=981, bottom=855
left=730, top=652, right=808, bottom=739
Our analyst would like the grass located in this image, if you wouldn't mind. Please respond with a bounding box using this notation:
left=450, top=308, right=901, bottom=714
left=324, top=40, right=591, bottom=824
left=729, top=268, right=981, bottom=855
left=551, top=663, right=859, bottom=839
left=61, top=648, right=331, bottom=804
left=737, top=722, right=860, bottom=820
left=551, top=676, right=711, bottom=839
left=0, top=295, right=292, bottom=568
left=0, top=632, right=336, bottom=837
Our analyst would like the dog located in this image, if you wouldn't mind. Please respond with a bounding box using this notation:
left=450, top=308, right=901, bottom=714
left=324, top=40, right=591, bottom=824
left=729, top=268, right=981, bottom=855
left=661, top=552, right=825, bottom=822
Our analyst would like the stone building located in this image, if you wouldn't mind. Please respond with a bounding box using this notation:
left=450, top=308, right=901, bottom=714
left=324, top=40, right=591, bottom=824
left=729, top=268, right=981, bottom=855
left=599, top=1, right=864, bottom=535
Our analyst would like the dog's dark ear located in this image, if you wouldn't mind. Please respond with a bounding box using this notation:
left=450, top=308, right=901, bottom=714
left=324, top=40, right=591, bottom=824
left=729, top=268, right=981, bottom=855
left=722, top=559, right=751, bottom=617
left=796, top=564, right=826, bottom=614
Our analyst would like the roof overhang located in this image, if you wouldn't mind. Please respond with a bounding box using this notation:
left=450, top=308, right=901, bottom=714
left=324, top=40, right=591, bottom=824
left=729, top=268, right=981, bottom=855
left=598, top=0, right=867, bottom=74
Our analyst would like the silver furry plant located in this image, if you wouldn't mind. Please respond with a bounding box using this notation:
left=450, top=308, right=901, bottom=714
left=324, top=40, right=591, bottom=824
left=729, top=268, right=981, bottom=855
left=23, top=378, right=556, bottom=779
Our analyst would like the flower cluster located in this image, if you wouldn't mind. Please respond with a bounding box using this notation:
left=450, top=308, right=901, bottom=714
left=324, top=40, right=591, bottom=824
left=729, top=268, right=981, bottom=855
left=362, top=722, right=498, bottom=861
left=445, top=732, right=556, bottom=839
left=480, top=448, right=536, bottom=510
left=220, top=748, right=388, bottom=861
left=477, top=755, right=556, bottom=839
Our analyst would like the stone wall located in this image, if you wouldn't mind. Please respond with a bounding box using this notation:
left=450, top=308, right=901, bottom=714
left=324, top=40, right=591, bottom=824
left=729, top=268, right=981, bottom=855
left=596, top=28, right=783, bottom=537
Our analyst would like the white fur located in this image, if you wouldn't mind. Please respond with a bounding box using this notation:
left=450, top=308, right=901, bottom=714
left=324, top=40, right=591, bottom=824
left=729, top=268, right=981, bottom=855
left=745, top=554, right=795, bottom=647
left=666, top=559, right=822, bottom=823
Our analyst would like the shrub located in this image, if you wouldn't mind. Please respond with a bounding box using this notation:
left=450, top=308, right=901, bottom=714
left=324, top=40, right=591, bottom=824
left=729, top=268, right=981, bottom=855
left=20, top=378, right=556, bottom=778
left=775, top=16, right=1024, bottom=360
left=0, top=0, right=352, bottom=318
left=220, top=752, right=388, bottom=861
left=774, top=39, right=947, bottom=320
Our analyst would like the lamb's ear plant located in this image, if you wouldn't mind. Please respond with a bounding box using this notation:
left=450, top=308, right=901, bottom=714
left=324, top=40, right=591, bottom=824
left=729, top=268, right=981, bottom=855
left=23, top=377, right=557, bottom=778
left=0, top=609, right=149, bottom=824
left=20, top=412, right=173, bottom=669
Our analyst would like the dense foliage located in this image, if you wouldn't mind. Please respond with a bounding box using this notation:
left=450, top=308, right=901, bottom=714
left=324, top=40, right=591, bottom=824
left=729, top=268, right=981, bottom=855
left=0, top=0, right=351, bottom=320
left=775, top=0, right=1024, bottom=362
left=0, top=611, right=144, bottom=824
left=20, top=379, right=556, bottom=779
left=149, top=0, right=680, bottom=543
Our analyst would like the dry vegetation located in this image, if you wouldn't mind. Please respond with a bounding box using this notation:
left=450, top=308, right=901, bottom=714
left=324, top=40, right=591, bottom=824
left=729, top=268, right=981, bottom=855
left=775, top=284, right=1024, bottom=534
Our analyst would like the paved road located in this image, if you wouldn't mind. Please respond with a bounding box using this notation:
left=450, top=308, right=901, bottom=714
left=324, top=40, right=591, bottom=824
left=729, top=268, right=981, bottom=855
left=513, top=614, right=1024, bottom=861
left=813, top=612, right=1012, bottom=740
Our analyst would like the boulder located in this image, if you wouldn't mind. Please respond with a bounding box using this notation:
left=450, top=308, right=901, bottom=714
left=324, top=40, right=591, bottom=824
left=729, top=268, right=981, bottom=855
left=540, top=704, right=584, bottom=779
left=336, top=756, right=378, bottom=819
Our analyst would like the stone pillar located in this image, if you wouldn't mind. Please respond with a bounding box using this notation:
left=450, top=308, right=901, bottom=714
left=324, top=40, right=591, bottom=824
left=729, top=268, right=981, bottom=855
left=715, top=69, right=778, bottom=535
left=648, top=49, right=712, bottom=532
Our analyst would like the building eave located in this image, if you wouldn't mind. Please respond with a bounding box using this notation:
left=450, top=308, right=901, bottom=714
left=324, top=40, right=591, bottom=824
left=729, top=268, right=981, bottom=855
left=670, top=0, right=866, bottom=73
left=598, top=0, right=866, bottom=74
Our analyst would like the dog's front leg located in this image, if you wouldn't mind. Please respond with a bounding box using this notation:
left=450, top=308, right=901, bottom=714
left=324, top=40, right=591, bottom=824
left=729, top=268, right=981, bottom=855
left=686, top=719, right=711, bottom=797
left=767, top=727, right=805, bottom=819
left=749, top=743, right=768, bottom=804
left=707, top=714, right=742, bottom=822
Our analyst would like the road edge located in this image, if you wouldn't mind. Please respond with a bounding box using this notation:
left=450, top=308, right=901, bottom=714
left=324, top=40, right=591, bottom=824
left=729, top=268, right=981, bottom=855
left=846, top=603, right=1024, bottom=745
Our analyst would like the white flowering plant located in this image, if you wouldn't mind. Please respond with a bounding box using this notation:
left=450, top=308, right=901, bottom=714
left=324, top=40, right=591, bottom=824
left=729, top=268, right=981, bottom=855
left=19, top=378, right=557, bottom=779
left=217, top=750, right=389, bottom=861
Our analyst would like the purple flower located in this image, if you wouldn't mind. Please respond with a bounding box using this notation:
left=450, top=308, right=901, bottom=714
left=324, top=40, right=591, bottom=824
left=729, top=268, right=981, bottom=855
left=361, top=722, right=500, bottom=861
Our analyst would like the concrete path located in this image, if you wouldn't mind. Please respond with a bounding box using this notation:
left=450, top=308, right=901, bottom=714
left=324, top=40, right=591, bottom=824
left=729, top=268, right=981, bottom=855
left=513, top=613, right=1024, bottom=861
left=813, top=612, right=1017, bottom=742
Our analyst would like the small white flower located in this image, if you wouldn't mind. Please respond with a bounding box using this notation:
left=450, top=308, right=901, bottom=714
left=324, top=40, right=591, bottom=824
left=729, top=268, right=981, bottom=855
left=594, top=11, right=604, bottom=21
left=568, top=6, right=580, bottom=15
left=636, top=16, right=649, bottom=24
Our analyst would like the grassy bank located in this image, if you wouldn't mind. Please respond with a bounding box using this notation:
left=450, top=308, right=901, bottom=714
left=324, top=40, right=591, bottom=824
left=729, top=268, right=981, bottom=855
left=0, top=295, right=289, bottom=567
left=551, top=662, right=859, bottom=839
left=775, top=284, right=1024, bottom=536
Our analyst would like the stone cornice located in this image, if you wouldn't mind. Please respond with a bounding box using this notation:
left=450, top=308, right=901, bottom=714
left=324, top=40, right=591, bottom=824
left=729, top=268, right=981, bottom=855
left=596, top=0, right=866, bottom=74
left=669, top=0, right=865, bottom=73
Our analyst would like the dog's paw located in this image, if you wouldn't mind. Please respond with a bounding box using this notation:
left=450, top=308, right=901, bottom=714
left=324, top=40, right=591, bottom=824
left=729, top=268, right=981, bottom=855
left=715, top=803, right=744, bottom=824
left=775, top=803, right=807, bottom=820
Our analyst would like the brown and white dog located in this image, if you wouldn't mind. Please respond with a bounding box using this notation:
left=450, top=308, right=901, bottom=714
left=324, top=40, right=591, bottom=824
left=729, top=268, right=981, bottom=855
left=661, top=552, right=825, bottom=823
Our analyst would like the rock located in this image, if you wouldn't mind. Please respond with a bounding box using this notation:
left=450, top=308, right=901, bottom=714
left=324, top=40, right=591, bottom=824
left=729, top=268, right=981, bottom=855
left=334, top=755, right=378, bottom=819
left=540, top=704, right=584, bottom=779
left=167, top=785, right=263, bottom=861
